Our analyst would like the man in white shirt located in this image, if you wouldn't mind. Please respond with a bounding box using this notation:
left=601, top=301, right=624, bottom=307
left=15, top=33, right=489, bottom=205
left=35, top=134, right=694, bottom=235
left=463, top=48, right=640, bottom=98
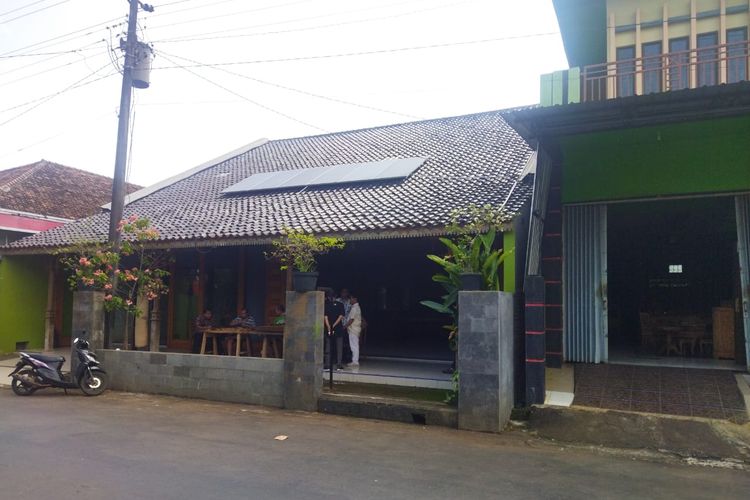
left=345, top=294, right=362, bottom=367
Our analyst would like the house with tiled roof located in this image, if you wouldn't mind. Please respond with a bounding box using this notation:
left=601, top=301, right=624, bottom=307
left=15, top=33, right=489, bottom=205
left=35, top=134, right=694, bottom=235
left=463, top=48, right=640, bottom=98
left=0, top=110, right=534, bottom=360
left=0, top=160, right=140, bottom=245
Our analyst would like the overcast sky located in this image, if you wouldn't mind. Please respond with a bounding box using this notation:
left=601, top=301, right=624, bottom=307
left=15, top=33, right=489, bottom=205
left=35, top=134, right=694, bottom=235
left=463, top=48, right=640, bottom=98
left=0, top=0, right=567, bottom=187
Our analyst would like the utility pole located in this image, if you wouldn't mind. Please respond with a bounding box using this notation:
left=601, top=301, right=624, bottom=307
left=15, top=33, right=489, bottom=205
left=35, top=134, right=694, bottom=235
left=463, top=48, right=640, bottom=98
left=108, top=0, right=141, bottom=246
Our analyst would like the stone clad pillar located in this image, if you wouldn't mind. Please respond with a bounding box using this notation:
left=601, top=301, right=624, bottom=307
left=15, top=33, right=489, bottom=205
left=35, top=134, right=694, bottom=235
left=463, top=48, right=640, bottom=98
left=458, top=291, right=514, bottom=433
left=283, top=291, right=324, bottom=411
left=71, top=290, right=105, bottom=349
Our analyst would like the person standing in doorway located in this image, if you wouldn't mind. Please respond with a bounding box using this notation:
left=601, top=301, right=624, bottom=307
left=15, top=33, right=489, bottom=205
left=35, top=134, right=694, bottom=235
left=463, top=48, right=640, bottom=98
left=324, top=289, right=346, bottom=370
left=337, top=288, right=352, bottom=320
left=345, top=293, right=362, bottom=367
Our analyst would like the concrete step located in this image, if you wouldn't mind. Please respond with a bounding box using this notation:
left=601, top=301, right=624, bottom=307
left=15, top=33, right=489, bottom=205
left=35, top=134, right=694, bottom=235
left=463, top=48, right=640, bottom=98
left=318, top=391, right=457, bottom=428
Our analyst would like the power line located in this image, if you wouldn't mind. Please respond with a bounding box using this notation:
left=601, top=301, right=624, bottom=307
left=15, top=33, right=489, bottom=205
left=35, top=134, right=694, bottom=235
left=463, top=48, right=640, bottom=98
left=0, top=0, right=70, bottom=25
left=157, top=49, right=421, bottom=121
left=0, top=0, right=49, bottom=18
left=153, top=33, right=560, bottom=69
left=151, top=0, right=425, bottom=42
left=146, top=0, right=313, bottom=31
left=148, top=0, right=257, bottom=18
left=157, top=52, right=325, bottom=132
left=0, top=61, right=112, bottom=128
left=153, top=0, right=470, bottom=44
left=0, top=45, right=102, bottom=59
left=0, top=71, right=118, bottom=114
left=0, top=47, right=109, bottom=89
left=0, top=16, right=125, bottom=57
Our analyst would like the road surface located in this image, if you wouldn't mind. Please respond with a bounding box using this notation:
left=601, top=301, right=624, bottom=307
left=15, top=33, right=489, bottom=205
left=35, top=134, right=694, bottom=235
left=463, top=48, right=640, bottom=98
left=0, top=389, right=747, bottom=499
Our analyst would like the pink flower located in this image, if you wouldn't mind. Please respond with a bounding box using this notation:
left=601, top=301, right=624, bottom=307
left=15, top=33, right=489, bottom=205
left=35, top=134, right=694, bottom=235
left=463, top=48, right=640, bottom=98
left=114, top=269, right=121, bottom=275
left=126, top=299, right=133, bottom=306
left=104, top=294, right=113, bottom=301
left=78, top=257, right=89, bottom=266
left=104, top=283, right=112, bottom=290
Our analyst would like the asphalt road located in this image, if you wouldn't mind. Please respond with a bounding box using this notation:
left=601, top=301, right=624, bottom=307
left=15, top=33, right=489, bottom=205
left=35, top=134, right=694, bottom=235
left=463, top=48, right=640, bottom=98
left=0, top=389, right=748, bottom=500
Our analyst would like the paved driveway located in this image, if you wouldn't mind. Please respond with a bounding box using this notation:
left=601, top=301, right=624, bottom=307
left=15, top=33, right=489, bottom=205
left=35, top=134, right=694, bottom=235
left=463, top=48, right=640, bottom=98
left=0, top=389, right=748, bottom=499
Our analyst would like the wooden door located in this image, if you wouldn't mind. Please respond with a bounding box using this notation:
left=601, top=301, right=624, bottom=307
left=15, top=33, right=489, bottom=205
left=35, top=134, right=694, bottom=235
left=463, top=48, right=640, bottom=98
left=713, top=307, right=735, bottom=360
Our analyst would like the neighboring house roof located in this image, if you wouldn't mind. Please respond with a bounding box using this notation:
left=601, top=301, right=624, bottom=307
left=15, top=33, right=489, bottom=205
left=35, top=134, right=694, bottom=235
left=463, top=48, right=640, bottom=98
left=5, top=110, right=534, bottom=252
left=0, top=160, right=141, bottom=220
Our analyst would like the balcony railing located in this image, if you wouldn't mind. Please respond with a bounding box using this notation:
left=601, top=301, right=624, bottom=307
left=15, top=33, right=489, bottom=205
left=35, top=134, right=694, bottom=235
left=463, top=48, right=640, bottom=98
left=582, top=39, right=750, bottom=102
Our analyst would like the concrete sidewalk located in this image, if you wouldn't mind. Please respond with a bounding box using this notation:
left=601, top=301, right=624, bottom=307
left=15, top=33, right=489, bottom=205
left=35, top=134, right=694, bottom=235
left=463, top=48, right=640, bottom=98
left=0, top=349, right=70, bottom=387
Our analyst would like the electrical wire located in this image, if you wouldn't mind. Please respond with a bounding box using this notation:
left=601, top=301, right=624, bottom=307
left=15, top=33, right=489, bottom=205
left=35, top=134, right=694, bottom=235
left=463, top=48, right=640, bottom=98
left=149, top=0, right=266, bottom=18
left=0, top=0, right=49, bottom=18
left=146, top=0, right=313, bottom=31
left=153, top=0, right=471, bottom=44
left=0, top=16, right=125, bottom=57
left=151, top=0, right=424, bottom=42
left=153, top=33, right=560, bottom=69
left=156, top=49, right=421, bottom=121
left=0, top=70, right=118, bottom=114
left=0, top=61, right=113, bottom=128
left=157, top=52, right=326, bottom=132
left=0, top=47, right=109, bottom=88
left=0, top=0, right=70, bottom=25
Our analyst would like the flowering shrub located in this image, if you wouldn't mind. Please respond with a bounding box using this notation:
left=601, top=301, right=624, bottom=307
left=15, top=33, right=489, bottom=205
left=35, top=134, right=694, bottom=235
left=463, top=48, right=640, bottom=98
left=59, top=216, right=170, bottom=319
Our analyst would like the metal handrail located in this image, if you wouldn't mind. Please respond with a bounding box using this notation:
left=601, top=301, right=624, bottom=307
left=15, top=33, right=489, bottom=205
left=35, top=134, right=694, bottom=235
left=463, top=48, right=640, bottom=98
left=581, top=39, right=750, bottom=101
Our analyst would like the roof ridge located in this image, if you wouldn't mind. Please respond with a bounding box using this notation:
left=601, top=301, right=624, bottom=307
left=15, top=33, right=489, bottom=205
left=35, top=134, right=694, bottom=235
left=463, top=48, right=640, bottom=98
left=265, top=106, right=536, bottom=145
left=0, top=163, right=42, bottom=193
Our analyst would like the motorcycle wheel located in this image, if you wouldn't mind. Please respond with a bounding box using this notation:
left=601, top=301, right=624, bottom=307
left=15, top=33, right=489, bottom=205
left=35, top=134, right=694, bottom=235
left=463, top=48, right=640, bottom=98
left=11, top=369, right=37, bottom=396
left=79, top=370, right=108, bottom=396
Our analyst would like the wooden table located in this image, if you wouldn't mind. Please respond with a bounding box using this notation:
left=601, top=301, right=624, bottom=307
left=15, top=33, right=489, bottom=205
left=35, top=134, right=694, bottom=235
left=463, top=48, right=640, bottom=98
left=254, top=326, right=284, bottom=358
left=202, top=326, right=283, bottom=358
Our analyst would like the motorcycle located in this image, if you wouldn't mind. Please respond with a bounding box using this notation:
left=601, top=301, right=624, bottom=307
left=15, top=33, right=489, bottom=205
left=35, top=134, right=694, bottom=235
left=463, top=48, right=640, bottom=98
left=8, top=337, right=108, bottom=396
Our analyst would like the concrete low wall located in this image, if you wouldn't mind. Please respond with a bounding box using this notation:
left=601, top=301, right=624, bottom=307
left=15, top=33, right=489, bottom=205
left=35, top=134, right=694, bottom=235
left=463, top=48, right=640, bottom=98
left=97, top=350, right=284, bottom=408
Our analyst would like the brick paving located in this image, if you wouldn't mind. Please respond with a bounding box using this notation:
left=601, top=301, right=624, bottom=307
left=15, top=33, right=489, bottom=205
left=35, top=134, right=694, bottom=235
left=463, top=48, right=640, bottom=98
left=573, top=364, right=748, bottom=423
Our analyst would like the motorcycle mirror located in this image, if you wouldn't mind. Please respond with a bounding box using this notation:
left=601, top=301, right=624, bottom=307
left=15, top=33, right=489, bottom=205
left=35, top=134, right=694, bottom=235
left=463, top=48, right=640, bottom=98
left=73, top=337, right=79, bottom=344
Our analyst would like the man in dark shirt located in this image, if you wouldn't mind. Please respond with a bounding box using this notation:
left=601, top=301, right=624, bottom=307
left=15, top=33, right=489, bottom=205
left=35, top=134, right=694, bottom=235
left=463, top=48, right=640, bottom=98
left=324, top=289, right=346, bottom=370
left=192, top=309, right=213, bottom=354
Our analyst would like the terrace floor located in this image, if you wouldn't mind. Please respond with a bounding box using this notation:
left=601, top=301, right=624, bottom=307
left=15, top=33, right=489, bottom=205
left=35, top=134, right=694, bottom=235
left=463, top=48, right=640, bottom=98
left=322, top=357, right=453, bottom=390
left=572, top=363, right=748, bottom=423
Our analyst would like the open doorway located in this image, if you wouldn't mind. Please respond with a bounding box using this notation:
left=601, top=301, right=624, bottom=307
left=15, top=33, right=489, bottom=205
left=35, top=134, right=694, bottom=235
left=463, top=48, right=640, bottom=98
left=317, top=237, right=452, bottom=361
left=607, top=196, right=744, bottom=366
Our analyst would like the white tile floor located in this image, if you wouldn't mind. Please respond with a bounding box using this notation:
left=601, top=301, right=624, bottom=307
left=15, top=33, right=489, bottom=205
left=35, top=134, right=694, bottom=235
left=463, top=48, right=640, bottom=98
left=323, top=357, right=454, bottom=390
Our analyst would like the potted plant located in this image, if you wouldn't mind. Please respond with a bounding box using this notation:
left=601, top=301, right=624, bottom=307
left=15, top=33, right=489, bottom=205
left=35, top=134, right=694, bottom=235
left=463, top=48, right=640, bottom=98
left=420, top=205, right=512, bottom=403
left=266, top=229, right=345, bottom=292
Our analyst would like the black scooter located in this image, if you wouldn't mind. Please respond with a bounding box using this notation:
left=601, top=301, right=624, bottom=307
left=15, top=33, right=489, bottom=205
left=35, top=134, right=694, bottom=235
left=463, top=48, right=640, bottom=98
left=9, top=337, right=108, bottom=396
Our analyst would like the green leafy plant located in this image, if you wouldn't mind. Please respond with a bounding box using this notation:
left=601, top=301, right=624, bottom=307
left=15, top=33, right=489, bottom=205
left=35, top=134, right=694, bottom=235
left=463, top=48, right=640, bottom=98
left=420, top=205, right=512, bottom=403
left=59, top=216, right=170, bottom=350
left=266, top=228, right=345, bottom=273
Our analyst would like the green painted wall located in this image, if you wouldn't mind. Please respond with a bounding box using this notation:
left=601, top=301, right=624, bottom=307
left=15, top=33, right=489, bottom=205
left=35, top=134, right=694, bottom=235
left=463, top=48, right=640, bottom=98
left=561, top=116, right=750, bottom=203
left=0, top=256, right=49, bottom=353
left=503, top=231, right=516, bottom=293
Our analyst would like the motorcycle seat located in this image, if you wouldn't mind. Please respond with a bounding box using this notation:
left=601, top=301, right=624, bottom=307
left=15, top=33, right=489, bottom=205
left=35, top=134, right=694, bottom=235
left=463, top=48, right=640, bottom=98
left=25, top=353, right=65, bottom=363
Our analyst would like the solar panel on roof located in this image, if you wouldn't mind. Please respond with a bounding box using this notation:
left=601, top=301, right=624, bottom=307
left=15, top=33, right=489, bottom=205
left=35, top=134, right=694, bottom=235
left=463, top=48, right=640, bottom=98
left=221, top=157, right=427, bottom=194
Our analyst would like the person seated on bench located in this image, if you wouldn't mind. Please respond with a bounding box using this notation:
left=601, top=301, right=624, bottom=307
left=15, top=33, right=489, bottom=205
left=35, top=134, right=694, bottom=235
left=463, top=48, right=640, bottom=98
left=192, top=309, right=213, bottom=354
left=227, top=308, right=257, bottom=355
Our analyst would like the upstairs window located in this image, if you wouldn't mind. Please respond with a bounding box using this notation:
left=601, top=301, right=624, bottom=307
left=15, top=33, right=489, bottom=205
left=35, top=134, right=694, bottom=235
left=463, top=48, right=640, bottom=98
left=668, top=37, right=689, bottom=90
left=727, top=27, right=748, bottom=84
left=616, top=45, right=636, bottom=97
left=642, top=41, right=662, bottom=94
left=697, top=32, right=719, bottom=87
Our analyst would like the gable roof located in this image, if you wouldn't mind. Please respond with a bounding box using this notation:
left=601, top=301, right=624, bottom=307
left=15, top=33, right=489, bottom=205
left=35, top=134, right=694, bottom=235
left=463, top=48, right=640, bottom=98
left=5, top=110, right=534, bottom=252
left=0, top=160, right=141, bottom=220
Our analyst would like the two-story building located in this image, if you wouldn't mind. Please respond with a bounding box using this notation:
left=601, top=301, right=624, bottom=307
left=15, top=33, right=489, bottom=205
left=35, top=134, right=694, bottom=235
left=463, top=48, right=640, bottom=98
left=505, top=0, right=750, bottom=391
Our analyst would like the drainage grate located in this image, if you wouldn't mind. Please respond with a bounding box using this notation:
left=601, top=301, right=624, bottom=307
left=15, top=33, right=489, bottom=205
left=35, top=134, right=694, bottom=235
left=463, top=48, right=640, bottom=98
left=15, top=341, right=28, bottom=351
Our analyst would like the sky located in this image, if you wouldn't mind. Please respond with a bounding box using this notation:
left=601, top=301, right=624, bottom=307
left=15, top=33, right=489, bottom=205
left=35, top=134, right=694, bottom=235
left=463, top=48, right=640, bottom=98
left=0, top=0, right=568, bottom=187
